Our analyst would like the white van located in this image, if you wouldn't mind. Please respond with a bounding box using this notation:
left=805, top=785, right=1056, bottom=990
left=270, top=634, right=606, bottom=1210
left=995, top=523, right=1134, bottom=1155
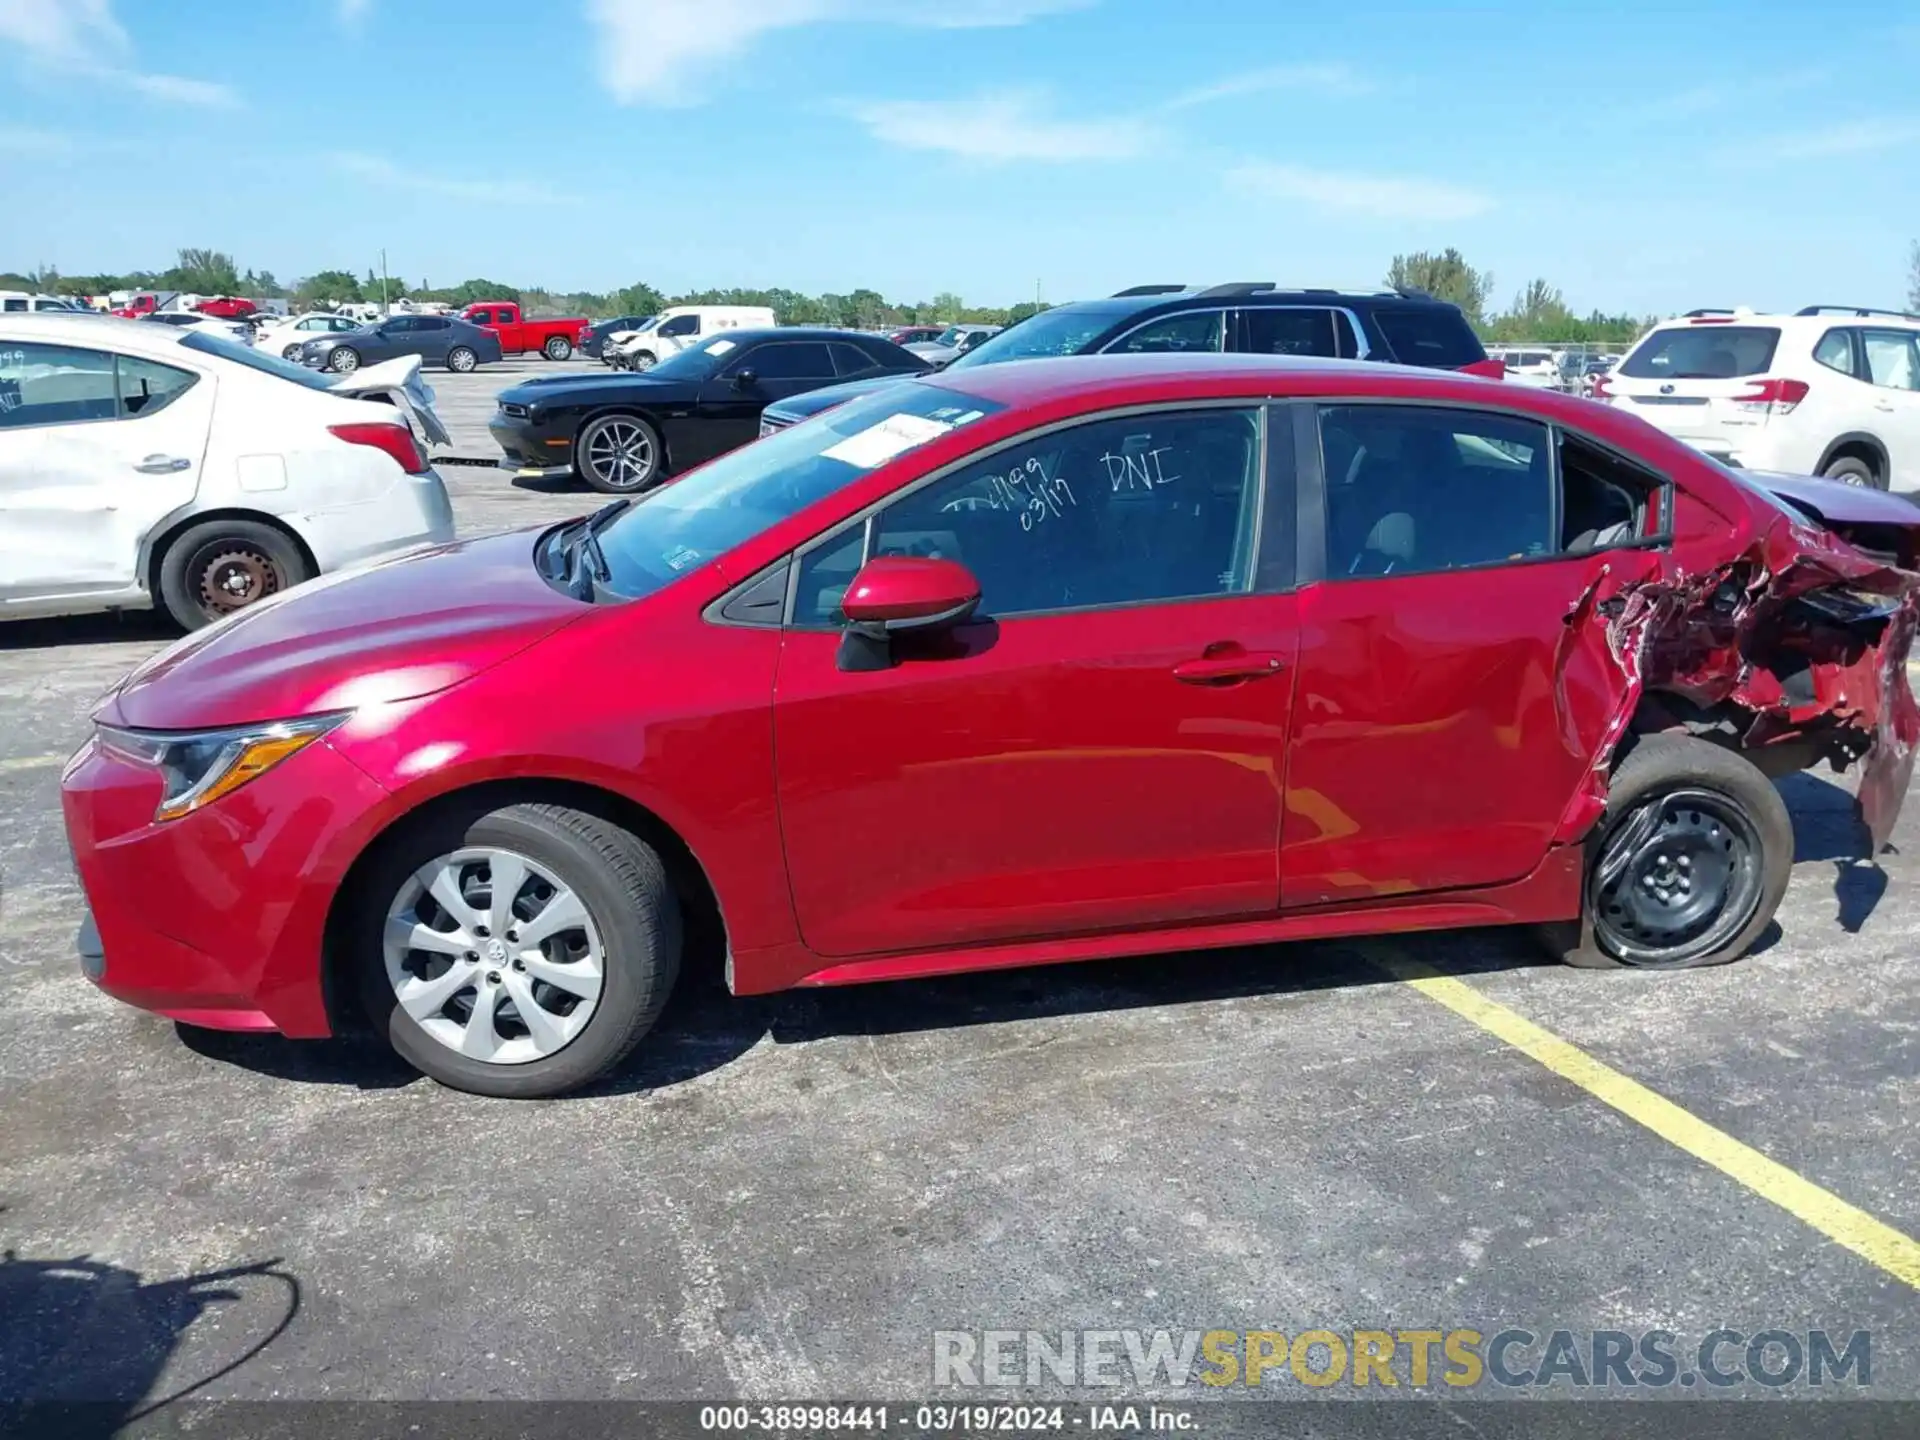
left=0, top=291, right=87, bottom=314
left=606, top=306, right=777, bottom=370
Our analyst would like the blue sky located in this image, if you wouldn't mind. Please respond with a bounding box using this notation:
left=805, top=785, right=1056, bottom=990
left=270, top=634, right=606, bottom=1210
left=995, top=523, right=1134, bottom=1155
left=1, top=0, right=1916, bottom=315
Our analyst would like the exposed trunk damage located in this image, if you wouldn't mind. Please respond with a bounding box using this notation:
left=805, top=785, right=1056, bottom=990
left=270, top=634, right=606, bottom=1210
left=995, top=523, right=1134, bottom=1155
left=1558, top=506, right=1920, bottom=852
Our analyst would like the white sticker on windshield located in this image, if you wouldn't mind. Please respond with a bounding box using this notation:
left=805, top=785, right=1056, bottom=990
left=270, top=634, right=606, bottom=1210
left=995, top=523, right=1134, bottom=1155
left=821, top=412, right=954, bottom=469
left=705, top=339, right=737, bottom=356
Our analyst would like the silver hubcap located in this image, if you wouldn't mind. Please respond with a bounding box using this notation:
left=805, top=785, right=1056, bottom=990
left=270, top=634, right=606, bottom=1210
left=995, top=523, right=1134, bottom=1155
left=584, top=419, right=656, bottom=489
left=383, top=847, right=605, bottom=1065
left=451, top=350, right=474, bottom=371
left=332, top=349, right=358, bottom=372
left=631, top=354, right=655, bottom=371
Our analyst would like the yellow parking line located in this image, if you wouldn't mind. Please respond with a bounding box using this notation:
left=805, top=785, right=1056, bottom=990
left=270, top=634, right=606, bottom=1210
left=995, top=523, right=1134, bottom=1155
left=1367, top=943, right=1920, bottom=1292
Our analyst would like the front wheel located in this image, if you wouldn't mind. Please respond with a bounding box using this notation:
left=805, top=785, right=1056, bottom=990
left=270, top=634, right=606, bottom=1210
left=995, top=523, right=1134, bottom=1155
left=281, top=343, right=303, bottom=360
left=327, top=347, right=361, bottom=374
left=628, top=351, right=657, bottom=372
left=543, top=335, right=573, bottom=361
left=1545, top=733, right=1791, bottom=969
left=357, top=802, right=681, bottom=1097
left=157, top=519, right=311, bottom=630
left=575, top=412, right=663, bottom=494
left=446, top=346, right=478, bottom=373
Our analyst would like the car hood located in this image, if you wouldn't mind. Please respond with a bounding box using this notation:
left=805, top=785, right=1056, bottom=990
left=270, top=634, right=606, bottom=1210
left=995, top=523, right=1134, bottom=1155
left=763, top=374, right=909, bottom=421
left=1748, top=471, right=1920, bottom=528
left=100, top=530, right=587, bottom=731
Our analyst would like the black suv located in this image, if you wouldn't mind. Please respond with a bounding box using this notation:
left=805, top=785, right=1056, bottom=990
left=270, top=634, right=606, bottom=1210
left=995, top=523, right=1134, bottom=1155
left=760, top=282, right=1494, bottom=432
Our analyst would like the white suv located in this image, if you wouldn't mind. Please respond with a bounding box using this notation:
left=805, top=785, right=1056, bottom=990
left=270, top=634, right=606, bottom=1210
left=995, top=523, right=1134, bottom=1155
left=1600, top=306, right=1920, bottom=490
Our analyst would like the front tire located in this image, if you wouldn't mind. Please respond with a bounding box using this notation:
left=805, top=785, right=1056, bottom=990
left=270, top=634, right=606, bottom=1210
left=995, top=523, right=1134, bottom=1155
left=575, top=412, right=664, bottom=494
left=282, top=343, right=303, bottom=360
left=543, top=336, right=573, bottom=361
left=628, top=351, right=658, bottom=372
left=446, top=346, right=478, bottom=374
left=357, top=803, right=682, bottom=1098
left=1546, top=733, right=1791, bottom=970
left=157, top=519, right=310, bottom=630
left=327, top=347, right=361, bottom=374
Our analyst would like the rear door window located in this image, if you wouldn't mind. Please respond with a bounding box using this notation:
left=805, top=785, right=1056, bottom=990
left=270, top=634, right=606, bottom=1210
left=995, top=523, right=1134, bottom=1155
left=1619, top=326, right=1780, bottom=379
left=1369, top=306, right=1485, bottom=368
left=1861, top=330, right=1920, bottom=391
left=1239, top=308, right=1340, bottom=358
left=738, top=341, right=836, bottom=380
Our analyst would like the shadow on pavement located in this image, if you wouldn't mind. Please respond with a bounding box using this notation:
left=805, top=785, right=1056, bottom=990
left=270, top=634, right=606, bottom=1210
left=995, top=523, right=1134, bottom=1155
left=0, top=611, right=175, bottom=652
left=1778, top=770, right=1885, bottom=933
left=0, top=1249, right=299, bottom=1438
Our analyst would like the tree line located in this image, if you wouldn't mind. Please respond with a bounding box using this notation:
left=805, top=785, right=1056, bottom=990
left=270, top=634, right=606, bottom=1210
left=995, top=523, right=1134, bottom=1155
left=17, top=242, right=1916, bottom=341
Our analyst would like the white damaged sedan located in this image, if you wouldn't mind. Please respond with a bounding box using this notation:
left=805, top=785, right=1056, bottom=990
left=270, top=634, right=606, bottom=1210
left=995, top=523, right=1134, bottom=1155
left=0, top=312, right=454, bottom=628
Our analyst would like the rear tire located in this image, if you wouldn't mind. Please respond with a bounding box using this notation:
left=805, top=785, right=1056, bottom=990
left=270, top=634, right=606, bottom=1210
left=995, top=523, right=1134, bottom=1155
left=543, top=336, right=573, bottom=361
left=157, top=519, right=310, bottom=630
left=446, top=346, right=478, bottom=373
left=356, top=802, right=681, bottom=1098
left=1821, top=453, right=1882, bottom=490
left=326, top=347, right=361, bottom=374
left=1543, top=733, right=1791, bottom=970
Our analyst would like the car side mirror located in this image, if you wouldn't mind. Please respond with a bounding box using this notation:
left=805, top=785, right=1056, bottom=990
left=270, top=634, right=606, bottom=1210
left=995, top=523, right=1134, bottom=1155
left=836, top=555, right=982, bottom=672
left=730, top=367, right=758, bottom=388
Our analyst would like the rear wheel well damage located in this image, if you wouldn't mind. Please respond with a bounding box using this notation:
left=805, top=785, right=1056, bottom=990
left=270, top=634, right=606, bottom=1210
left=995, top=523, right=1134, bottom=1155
left=320, top=777, right=726, bottom=1036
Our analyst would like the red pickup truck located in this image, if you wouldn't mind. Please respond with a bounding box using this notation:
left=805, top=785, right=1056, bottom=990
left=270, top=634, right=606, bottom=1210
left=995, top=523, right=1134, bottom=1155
left=460, top=301, right=591, bottom=360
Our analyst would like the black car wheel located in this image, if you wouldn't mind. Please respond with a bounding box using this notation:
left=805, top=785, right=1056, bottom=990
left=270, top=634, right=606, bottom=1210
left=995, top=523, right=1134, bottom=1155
left=281, top=343, right=303, bottom=360
left=1820, top=454, right=1882, bottom=490
left=157, top=519, right=311, bottom=631
left=576, top=413, right=663, bottom=494
left=447, top=346, right=478, bottom=373
left=1544, top=734, right=1791, bottom=970
left=543, top=336, right=573, bottom=361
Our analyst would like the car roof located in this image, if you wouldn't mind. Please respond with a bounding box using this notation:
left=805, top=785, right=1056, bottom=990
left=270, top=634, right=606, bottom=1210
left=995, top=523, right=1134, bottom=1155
left=0, top=311, right=199, bottom=356
left=712, top=327, right=899, bottom=344
left=920, top=350, right=1563, bottom=414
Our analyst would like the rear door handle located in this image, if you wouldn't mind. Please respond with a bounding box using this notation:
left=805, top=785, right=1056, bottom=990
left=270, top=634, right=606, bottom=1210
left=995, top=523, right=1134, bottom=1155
left=134, top=455, right=191, bottom=474
left=1173, top=651, right=1287, bottom=684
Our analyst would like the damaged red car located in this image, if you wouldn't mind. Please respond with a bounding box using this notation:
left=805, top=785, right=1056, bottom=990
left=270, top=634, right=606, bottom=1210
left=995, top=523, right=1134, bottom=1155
left=62, top=355, right=1920, bottom=1096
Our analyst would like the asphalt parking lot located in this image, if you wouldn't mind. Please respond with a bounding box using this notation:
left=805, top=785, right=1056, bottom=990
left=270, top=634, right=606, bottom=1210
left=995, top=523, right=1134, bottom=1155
left=3, top=371, right=1919, bottom=1416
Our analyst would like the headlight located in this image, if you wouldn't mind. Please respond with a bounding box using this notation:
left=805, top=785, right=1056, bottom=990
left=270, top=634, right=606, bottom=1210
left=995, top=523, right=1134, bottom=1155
left=97, top=714, right=346, bottom=822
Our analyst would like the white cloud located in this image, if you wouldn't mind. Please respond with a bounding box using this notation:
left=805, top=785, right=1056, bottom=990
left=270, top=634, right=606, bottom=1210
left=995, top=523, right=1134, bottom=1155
left=327, top=151, right=581, bottom=207
left=586, top=0, right=1090, bottom=105
left=1765, top=117, right=1920, bottom=159
left=1227, top=161, right=1492, bottom=221
left=0, top=0, right=239, bottom=106
left=840, top=89, right=1153, bottom=162
left=1161, top=63, right=1369, bottom=111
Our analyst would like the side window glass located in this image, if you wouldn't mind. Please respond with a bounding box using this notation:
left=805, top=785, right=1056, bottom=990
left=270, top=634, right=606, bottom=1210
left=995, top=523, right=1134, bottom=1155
left=1863, top=331, right=1920, bottom=391
left=1332, top=311, right=1362, bottom=359
left=116, top=355, right=198, bottom=418
left=1320, top=405, right=1553, bottom=577
left=1812, top=329, right=1855, bottom=377
left=470, top=310, right=492, bottom=325
left=793, top=526, right=868, bottom=627
left=660, top=315, right=698, bottom=337
left=740, top=342, right=834, bottom=380
left=1241, top=308, right=1339, bottom=357
left=0, top=343, right=119, bottom=429
left=1559, top=432, right=1659, bottom=553
left=1108, top=310, right=1225, bottom=354
left=865, top=408, right=1262, bottom=619
left=829, top=342, right=879, bottom=377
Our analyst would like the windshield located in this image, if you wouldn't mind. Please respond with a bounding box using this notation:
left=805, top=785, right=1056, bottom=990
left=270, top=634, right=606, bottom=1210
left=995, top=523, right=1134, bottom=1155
left=180, top=330, right=335, bottom=390
left=643, top=334, right=746, bottom=380
left=594, top=381, right=1003, bottom=598
left=946, top=304, right=1132, bottom=369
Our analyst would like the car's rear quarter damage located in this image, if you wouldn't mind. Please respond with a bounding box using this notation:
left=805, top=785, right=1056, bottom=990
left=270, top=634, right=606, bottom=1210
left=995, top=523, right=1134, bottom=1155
left=1563, top=484, right=1920, bottom=850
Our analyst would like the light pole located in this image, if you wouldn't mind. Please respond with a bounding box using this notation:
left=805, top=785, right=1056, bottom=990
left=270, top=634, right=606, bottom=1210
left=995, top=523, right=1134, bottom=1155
left=380, top=249, right=390, bottom=316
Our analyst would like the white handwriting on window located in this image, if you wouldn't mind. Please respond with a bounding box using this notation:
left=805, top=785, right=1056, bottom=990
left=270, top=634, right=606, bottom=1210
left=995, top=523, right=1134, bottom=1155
left=1100, top=445, right=1180, bottom=492
left=980, top=457, right=1077, bottom=532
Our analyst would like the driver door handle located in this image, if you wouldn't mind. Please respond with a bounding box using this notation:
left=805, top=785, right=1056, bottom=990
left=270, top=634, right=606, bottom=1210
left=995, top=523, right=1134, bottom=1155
left=133, top=455, right=192, bottom=474
left=1173, top=650, right=1287, bottom=684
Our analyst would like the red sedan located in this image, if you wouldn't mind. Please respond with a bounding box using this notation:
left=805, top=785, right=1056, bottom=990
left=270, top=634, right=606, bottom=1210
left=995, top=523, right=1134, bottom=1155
left=62, top=355, right=1920, bottom=1096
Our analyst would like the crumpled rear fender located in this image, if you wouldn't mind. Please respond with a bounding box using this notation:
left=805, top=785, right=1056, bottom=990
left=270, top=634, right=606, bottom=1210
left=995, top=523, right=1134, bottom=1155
left=1552, top=512, right=1920, bottom=850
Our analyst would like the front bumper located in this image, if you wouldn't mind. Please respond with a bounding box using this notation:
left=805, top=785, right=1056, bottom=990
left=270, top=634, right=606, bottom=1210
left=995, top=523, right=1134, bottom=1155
left=62, top=732, right=395, bottom=1037
left=490, top=412, right=575, bottom=474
